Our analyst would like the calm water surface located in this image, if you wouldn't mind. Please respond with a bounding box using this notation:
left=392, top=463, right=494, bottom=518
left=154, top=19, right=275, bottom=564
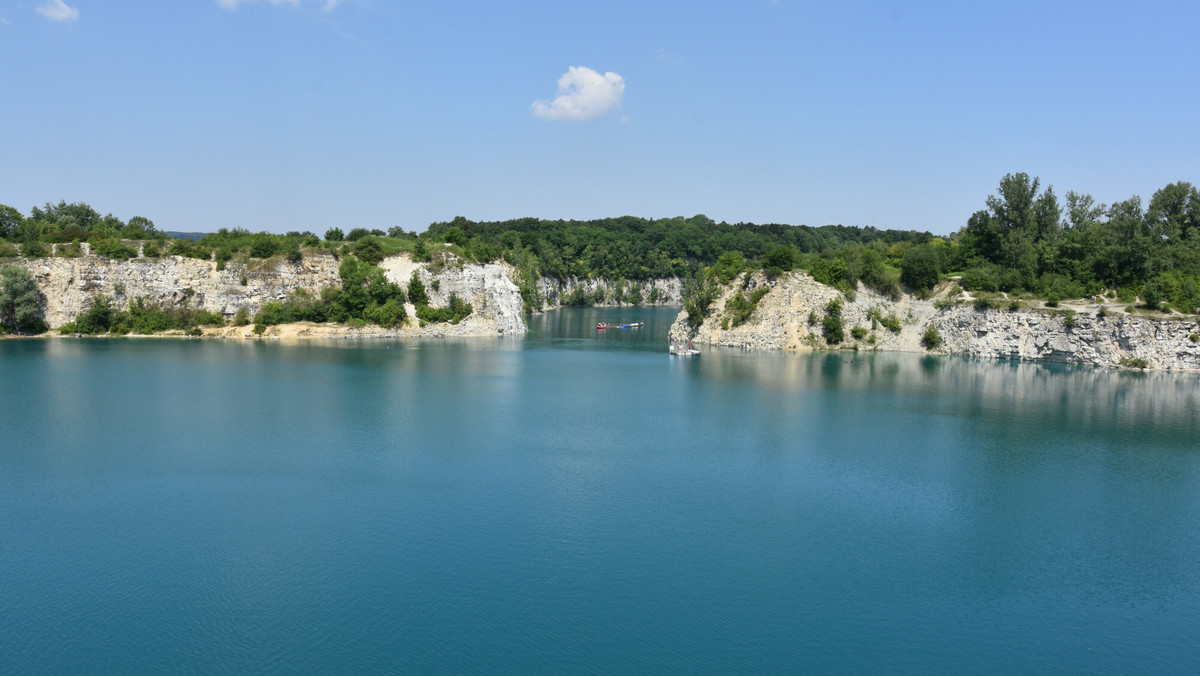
left=2, top=307, right=1199, bottom=674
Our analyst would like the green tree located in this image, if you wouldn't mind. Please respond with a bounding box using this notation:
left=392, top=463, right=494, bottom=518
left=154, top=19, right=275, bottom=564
left=763, top=245, right=795, bottom=279
left=325, top=227, right=345, bottom=242
left=1145, top=181, right=1200, bottom=242
left=712, top=250, right=746, bottom=284
left=0, top=204, right=22, bottom=241
left=354, top=237, right=384, bottom=265
left=0, top=264, right=46, bottom=333
left=900, top=243, right=941, bottom=291
left=966, top=172, right=1060, bottom=280
left=122, top=216, right=158, bottom=239
left=822, top=297, right=844, bottom=345
left=408, top=272, right=429, bottom=306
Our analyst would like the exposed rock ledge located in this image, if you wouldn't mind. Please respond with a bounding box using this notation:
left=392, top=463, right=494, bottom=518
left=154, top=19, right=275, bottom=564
left=668, top=270, right=1200, bottom=371
left=13, top=252, right=527, bottom=336
left=536, top=276, right=683, bottom=309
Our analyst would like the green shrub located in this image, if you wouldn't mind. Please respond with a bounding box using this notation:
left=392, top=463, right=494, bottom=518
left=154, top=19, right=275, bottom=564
left=0, top=243, right=19, bottom=258
left=1119, top=356, right=1149, bottom=369
left=354, top=237, right=385, bottom=265
left=408, top=272, right=429, bottom=307
left=961, top=264, right=1001, bottom=293
left=763, top=245, right=795, bottom=280
left=725, top=285, right=770, bottom=328
left=365, top=297, right=406, bottom=328
left=416, top=293, right=472, bottom=324
left=69, top=294, right=120, bottom=334
left=21, top=239, right=47, bottom=258
left=712, top=251, right=746, bottom=285
left=248, top=234, right=278, bottom=259
left=232, top=307, right=250, bottom=326
left=168, top=239, right=212, bottom=260
left=851, top=326, right=868, bottom=340
left=921, top=326, right=942, bottom=350
left=822, top=298, right=844, bottom=345
left=1141, top=276, right=1166, bottom=311
left=1189, top=333, right=1199, bottom=343
left=683, top=272, right=719, bottom=327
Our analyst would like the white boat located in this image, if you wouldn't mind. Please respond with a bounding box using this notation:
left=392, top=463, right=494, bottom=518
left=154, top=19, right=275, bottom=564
left=669, top=343, right=700, bottom=357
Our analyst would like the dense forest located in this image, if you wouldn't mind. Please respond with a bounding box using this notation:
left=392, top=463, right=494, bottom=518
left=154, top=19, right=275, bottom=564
left=3, top=171, right=1200, bottom=333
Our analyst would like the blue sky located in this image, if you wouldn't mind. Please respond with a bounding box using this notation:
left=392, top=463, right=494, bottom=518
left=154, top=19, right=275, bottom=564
left=2, top=0, right=1198, bottom=235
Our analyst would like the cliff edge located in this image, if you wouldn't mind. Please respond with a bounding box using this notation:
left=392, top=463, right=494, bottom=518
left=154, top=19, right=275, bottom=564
left=668, top=271, right=1200, bottom=371
left=13, top=251, right=528, bottom=337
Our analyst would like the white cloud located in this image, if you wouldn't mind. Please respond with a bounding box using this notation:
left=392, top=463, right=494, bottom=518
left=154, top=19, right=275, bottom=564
left=531, top=66, right=625, bottom=122
left=36, top=0, right=79, bottom=22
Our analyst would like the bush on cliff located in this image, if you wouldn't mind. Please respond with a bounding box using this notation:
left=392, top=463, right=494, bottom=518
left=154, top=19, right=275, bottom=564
left=921, top=326, right=942, bottom=350
left=416, top=293, right=472, bottom=325
left=90, top=238, right=139, bottom=260
left=822, top=298, right=844, bottom=345
left=60, top=295, right=223, bottom=335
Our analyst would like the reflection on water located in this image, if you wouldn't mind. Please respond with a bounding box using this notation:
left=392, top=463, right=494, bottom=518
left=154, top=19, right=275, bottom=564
left=691, top=348, right=1200, bottom=452
left=2, top=307, right=1199, bottom=674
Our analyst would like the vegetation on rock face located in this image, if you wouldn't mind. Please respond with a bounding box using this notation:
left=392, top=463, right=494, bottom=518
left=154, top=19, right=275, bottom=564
left=416, top=293, right=473, bottom=325
left=722, top=284, right=770, bottom=329
left=0, top=264, right=47, bottom=334
left=59, top=295, right=224, bottom=335
left=822, top=298, right=844, bottom=345
left=683, top=271, right=720, bottom=327
left=254, top=256, right=410, bottom=329
left=7, top=169, right=1200, bottom=336
left=921, top=326, right=942, bottom=350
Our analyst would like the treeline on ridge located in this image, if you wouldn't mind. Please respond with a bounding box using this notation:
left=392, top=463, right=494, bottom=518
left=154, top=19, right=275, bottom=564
left=5, top=170, right=1200, bottom=332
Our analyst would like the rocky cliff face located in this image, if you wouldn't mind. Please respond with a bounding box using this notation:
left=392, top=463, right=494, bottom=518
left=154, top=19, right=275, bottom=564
left=669, top=270, right=1200, bottom=371
left=14, top=252, right=528, bottom=336
left=536, top=276, right=683, bottom=309
left=378, top=255, right=526, bottom=335
left=929, top=305, right=1200, bottom=370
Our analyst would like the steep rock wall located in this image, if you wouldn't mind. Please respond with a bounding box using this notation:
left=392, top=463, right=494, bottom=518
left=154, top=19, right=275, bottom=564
left=377, top=256, right=526, bottom=335
left=14, top=252, right=527, bottom=335
left=669, top=270, right=1200, bottom=371
left=929, top=305, right=1200, bottom=371
left=536, top=277, right=683, bottom=309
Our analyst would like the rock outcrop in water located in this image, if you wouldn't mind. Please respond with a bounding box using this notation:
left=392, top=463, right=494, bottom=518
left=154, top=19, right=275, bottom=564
left=13, top=250, right=528, bottom=336
left=668, top=270, right=1200, bottom=371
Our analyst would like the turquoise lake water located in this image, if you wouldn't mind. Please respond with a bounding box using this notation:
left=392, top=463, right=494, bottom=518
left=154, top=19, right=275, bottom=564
left=2, top=306, right=1200, bottom=674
